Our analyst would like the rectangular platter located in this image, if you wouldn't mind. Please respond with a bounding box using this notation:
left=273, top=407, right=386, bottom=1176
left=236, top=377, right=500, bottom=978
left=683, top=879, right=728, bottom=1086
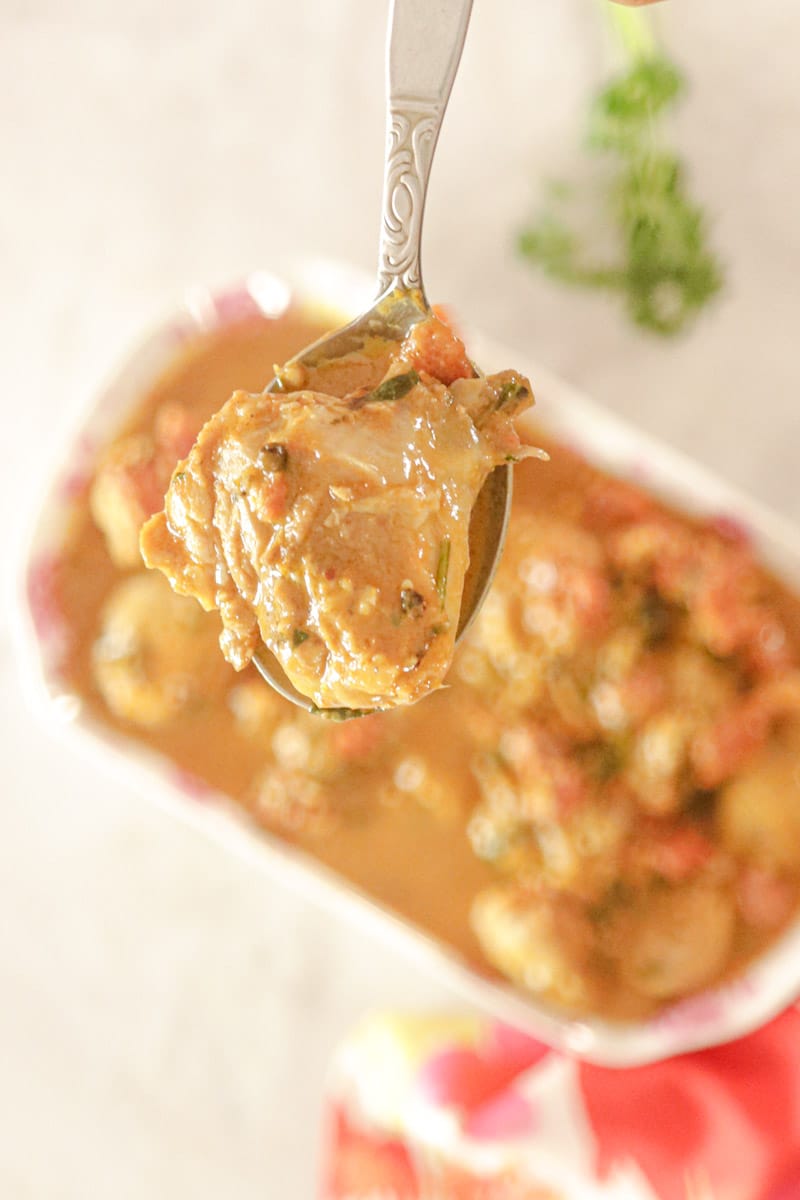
left=17, top=258, right=800, bottom=1066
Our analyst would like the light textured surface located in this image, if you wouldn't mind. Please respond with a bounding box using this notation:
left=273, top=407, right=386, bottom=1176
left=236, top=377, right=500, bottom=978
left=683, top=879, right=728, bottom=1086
left=2, top=1, right=799, bottom=1195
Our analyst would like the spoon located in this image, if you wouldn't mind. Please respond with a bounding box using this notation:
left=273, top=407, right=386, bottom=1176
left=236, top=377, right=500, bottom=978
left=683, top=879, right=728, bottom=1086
left=254, top=0, right=512, bottom=716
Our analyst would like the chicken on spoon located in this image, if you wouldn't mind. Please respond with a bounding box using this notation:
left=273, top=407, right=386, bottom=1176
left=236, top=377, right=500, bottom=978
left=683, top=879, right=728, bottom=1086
left=141, top=315, right=535, bottom=712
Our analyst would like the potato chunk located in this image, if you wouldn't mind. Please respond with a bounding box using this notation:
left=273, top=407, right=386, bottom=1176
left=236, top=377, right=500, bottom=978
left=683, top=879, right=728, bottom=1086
left=92, top=572, right=230, bottom=727
left=717, top=734, right=800, bottom=873
left=471, top=883, right=598, bottom=1010
left=621, top=881, right=736, bottom=1000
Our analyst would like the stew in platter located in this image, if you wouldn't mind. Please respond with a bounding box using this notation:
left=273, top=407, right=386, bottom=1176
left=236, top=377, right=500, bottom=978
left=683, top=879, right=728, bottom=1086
left=47, top=304, right=800, bottom=1019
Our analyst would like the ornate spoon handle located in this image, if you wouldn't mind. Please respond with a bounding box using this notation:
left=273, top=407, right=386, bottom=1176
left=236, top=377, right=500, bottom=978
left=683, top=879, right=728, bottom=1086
left=376, top=0, right=474, bottom=297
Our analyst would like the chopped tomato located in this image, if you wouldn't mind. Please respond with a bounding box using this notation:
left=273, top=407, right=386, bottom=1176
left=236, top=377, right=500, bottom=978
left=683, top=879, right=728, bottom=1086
left=637, top=824, right=716, bottom=883
left=583, top=476, right=653, bottom=530
left=402, top=314, right=473, bottom=385
left=618, top=662, right=668, bottom=724
left=692, top=675, right=800, bottom=789
left=691, top=701, right=769, bottom=790
left=564, top=562, right=613, bottom=637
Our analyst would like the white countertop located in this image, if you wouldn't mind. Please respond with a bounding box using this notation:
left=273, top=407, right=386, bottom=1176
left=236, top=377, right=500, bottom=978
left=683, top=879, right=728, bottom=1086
left=3, top=0, right=799, bottom=1195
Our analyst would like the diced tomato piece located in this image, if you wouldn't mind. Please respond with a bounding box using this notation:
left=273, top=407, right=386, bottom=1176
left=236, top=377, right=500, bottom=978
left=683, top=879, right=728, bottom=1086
left=639, top=825, right=716, bottom=883
left=402, top=315, right=473, bottom=385
left=583, top=476, right=654, bottom=531
left=692, top=675, right=800, bottom=790
left=153, top=400, right=198, bottom=461
left=691, top=702, right=769, bottom=790
left=565, top=563, right=612, bottom=637
left=619, top=663, right=668, bottom=723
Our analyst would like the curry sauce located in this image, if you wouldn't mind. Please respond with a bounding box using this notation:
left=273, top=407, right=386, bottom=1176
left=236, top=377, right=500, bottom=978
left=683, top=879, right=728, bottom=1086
left=48, top=308, right=800, bottom=1019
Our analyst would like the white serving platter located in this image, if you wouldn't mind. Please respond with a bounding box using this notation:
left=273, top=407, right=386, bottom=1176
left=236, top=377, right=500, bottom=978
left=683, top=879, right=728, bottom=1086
left=17, top=259, right=800, bottom=1066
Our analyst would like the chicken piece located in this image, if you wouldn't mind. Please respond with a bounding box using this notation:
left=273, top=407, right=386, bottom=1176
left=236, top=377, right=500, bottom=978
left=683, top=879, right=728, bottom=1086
left=90, top=402, right=196, bottom=567
left=92, top=572, right=230, bottom=726
left=141, top=356, right=533, bottom=711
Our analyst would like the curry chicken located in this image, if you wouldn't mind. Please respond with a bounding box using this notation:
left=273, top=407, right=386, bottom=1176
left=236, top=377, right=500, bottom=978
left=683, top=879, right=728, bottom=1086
left=47, top=305, right=800, bottom=1020
left=140, top=317, right=533, bottom=711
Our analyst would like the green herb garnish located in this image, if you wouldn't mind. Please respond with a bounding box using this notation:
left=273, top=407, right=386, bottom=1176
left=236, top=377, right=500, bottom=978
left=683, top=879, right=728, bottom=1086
left=495, top=379, right=529, bottom=412
left=362, top=370, right=420, bottom=406
left=292, top=628, right=309, bottom=647
left=517, top=5, right=723, bottom=336
left=435, top=538, right=451, bottom=607
left=310, top=704, right=373, bottom=721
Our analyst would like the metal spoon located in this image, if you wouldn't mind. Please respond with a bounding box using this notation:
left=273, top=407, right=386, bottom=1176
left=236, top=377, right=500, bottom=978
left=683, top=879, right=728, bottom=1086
left=254, top=0, right=512, bottom=715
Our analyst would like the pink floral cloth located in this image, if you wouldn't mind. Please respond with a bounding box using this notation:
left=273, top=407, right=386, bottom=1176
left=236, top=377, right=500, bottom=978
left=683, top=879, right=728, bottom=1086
left=322, top=1007, right=800, bottom=1199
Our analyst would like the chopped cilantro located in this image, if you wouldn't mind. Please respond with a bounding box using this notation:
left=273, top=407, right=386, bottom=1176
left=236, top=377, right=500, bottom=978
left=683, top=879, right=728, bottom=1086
left=435, top=538, right=451, bottom=607
left=518, top=5, right=723, bottom=336
left=310, top=704, right=373, bottom=721
left=362, top=370, right=420, bottom=405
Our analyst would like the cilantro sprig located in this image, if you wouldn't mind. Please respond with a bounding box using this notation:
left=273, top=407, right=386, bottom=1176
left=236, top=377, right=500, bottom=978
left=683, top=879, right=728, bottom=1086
left=518, top=4, right=723, bottom=336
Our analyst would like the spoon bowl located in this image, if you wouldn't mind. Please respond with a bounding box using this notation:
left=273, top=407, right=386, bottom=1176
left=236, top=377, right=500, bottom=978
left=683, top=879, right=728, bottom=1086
left=253, top=0, right=512, bottom=716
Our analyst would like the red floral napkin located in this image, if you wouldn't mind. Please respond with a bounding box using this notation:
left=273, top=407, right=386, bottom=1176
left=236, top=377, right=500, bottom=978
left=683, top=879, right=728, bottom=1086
left=321, top=1007, right=800, bottom=1199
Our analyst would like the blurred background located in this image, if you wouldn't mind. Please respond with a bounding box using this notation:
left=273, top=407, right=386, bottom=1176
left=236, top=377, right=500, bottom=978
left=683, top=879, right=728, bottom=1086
left=2, top=0, right=799, bottom=1194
